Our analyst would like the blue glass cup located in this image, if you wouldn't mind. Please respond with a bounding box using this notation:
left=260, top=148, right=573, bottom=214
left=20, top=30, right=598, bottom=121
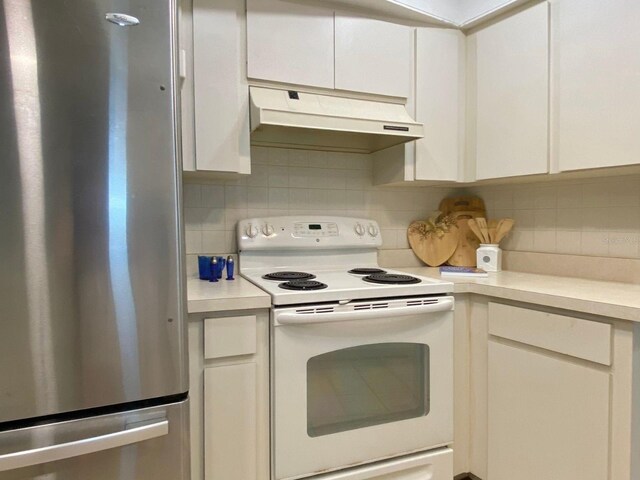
left=198, top=256, right=213, bottom=280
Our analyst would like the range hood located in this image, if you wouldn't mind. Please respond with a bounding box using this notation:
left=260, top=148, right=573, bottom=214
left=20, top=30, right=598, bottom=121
left=249, top=86, right=424, bottom=154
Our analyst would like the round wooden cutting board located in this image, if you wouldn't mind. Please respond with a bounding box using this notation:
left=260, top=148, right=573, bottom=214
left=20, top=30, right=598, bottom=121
left=408, top=223, right=460, bottom=267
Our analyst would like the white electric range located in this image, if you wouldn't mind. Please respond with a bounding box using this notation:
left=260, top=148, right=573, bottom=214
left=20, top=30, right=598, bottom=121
left=238, top=216, right=455, bottom=480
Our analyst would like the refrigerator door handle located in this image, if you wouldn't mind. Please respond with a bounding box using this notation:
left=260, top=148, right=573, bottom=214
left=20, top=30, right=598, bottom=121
left=0, top=419, right=169, bottom=472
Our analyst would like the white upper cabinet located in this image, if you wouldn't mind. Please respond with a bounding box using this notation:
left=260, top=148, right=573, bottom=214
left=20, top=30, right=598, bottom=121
left=470, top=2, right=549, bottom=180
left=334, top=14, right=412, bottom=98
left=246, top=0, right=335, bottom=89
left=414, top=28, right=466, bottom=181
left=192, top=0, right=251, bottom=174
left=552, top=0, right=640, bottom=172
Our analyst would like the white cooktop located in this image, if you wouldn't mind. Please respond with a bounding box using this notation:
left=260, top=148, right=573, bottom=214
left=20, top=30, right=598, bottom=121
left=237, top=216, right=453, bottom=306
left=242, top=266, right=452, bottom=306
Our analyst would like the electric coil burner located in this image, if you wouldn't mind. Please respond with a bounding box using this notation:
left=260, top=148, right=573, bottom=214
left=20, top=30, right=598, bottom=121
left=348, top=268, right=387, bottom=275
left=279, top=280, right=328, bottom=291
left=263, top=271, right=315, bottom=281
left=363, top=273, right=422, bottom=285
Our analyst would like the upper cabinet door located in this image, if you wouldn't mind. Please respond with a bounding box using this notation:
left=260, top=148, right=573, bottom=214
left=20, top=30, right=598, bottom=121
left=193, top=0, right=251, bottom=174
left=415, top=28, right=466, bottom=182
left=334, top=14, right=412, bottom=98
left=246, top=0, right=334, bottom=89
left=552, top=0, right=640, bottom=172
left=471, top=2, right=549, bottom=180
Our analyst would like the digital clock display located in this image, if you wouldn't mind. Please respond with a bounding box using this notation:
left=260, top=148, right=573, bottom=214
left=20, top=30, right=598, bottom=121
left=309, top=224, right=322, bottom=230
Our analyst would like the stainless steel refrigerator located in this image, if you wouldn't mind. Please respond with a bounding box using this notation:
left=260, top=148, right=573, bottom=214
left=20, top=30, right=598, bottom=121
left=0, top=0, right=189, bottom=478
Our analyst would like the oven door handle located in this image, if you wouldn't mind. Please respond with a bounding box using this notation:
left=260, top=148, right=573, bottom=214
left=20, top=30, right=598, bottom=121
left=276, top=298, right=454, bottom=325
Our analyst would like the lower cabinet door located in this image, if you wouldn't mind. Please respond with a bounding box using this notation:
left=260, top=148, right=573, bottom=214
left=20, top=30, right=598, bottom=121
left=204, top=363, right=257, bottom=480
left=488, top=341, right=610, bottom=480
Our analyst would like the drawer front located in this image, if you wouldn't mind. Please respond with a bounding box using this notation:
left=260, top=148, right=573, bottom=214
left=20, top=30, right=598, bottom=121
left=488, top=303, right=611, bottom=365
left=204, top=315, right=257, bottom=359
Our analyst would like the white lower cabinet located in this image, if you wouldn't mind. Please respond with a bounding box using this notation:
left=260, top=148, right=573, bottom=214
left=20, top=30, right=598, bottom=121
left=462, top=297, right=636, bottom=480
left=488, top=341, right=610, bottom=480
left=487, top=302, right=612, bottom=480
left=189, top=310, right=269, bottom=480
left=204, top=363, right=258, bottom=480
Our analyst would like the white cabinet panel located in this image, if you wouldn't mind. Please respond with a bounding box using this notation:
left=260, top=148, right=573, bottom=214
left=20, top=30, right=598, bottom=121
left=205, top=363, right=258, bottom=480
left=193, top=0, right=250, bottom=174
left=552, top=0, right=640, bottom=171
left=415, top=28, right=465, bottom=181
left=473, top=2, right=549, bottom=180
left=488, top=341, right=610, bottom=480
left=488, top=302, right=612, bottom=365
left=334, top=14, right=412, bottom=98
left=246, top=0, right=334, bottom=89
left=204, top=315, right=257, bottom=359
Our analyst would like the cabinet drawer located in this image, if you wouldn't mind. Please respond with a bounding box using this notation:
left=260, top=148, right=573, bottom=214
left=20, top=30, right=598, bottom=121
left=205, top=315, right=257, bottom=359
left=488, top=303, right=611, bottom=365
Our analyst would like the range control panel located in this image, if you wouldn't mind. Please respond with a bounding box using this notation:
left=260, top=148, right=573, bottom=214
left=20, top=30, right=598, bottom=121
left=237, top=216, right=382, bottom=250
left=293, top=222, right=339, bottom=237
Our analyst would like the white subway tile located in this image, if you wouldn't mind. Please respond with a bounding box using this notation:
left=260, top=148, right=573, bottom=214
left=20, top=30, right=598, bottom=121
left=183, top=183, right=202, bottom=207
left=184, top=208, right=203, bottom=231
left=184, top=231, right=202, bottom=254
left=201, top=185, right=225, bottom=207
left=202, top=208, right=225, bottom=231
left=606, top=232, right=640, bottom=258
left=248, top=187, right=269, bottom=209
left=268, top=166, right=289, bottom=187
left=268, top=188, right=289, bottom=209
left=202, top=231, right=227, bottom=254
left=580, top=231, right=609, bottom=256
left=224, top=185, right=248, bottom=209
left=555, top=230, right=582, bottom=255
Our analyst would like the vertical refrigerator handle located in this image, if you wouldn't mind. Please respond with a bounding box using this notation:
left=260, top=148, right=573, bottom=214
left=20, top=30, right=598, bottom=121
left=0, top=420, right=169, bottom=472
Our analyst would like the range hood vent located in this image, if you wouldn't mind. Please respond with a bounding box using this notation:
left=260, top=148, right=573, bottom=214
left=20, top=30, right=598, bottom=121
left=249, top=86, right=423, bottom=154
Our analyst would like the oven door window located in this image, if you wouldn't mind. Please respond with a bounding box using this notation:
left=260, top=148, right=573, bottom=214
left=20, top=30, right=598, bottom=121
left=306, top=342, right=430, bottom=437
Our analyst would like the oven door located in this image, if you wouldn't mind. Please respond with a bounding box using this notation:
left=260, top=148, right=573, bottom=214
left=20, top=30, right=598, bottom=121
left=272, top=296, right=454, bottom=480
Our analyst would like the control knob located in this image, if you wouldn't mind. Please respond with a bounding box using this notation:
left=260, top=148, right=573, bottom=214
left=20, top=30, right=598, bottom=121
left=245, top=224, right=259, bottom=238
left=354, top=223, right=366, bottom=236
left=262, top=224, right=275, bottom=237
left=368, top=224, right=379, bottom=237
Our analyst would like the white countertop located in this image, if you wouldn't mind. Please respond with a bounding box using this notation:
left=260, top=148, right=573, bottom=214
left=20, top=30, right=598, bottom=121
left=187, top=268, right=640, bottom=322
left=187, top=276, right=271, bottom=314
left=401, top=267, right=640, bottom=323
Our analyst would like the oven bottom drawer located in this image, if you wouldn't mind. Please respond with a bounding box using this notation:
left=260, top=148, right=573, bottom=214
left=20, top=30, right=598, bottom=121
left=311, top=448, right=453, bottom=480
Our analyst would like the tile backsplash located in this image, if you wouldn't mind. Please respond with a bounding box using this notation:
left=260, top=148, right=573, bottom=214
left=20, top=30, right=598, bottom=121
left=183, top=147, right=453, bottom=256
left=465, top=175, right=640, bottom=259
left=184, top=147, right=640, bottom=263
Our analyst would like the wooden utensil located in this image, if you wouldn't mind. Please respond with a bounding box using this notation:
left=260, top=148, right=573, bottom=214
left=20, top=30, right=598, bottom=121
left=476, top=217, right=490, bottom=243
left=467, top=219, right=485, bottom=243
left=407, top=223, right=460, bottom=266
left=494, top=218, right=515, bottom=243
left=488, top=219, right=499, bottom=243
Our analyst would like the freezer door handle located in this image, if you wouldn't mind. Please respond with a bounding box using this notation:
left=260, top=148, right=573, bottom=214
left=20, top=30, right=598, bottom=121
left=0, top=419, right=169, bottom=472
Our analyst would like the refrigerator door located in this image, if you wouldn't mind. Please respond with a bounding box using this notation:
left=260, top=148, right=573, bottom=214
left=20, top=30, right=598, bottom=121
left=0, top=400, right=189, bottom=479
left=0, top=0, right=186, bottom=423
